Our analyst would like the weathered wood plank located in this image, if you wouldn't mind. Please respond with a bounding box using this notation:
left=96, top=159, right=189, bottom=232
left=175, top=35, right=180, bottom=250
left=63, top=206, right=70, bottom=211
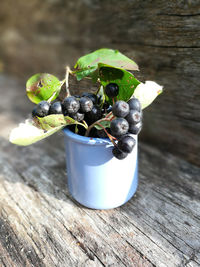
left=1, top=134, right=200, bottom=267
left=0, top=75, right=200, bottom=266
left=0, top=1, right=200, bottom=165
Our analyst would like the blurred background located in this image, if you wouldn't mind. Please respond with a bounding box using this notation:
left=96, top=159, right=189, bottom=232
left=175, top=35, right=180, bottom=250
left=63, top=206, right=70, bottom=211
left=0, top=0, right=199, bottom=166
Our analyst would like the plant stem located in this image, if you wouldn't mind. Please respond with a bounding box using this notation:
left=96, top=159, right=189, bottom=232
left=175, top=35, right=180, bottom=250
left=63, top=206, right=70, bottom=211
left=94, top=122, right=117, bottom=146
left=105, top=111, right=113, bottom=119
left=75, top=122, right=88, bottom=130
left=65, top=66, right=72, bottom=97
left=47, top=91, right=57, bottom=103
left=85, top=116, right=114, bottom=137
left=112, top=97, right=115, bottom=105
left=82, top=120, right=88, bottom=128
left=47, top=78, right=66, bottom=103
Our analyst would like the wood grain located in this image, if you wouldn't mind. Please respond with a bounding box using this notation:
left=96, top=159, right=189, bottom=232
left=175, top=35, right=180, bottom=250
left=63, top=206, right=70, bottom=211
left=0, top=76, right=200, bottom=266
left=0, top=0, right=200, bottom=166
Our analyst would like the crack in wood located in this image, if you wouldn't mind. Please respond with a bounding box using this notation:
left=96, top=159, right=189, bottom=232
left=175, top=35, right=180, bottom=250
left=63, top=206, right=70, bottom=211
left=151, top=188, right=200, bottom=222
left=157, top=13, right=200, bottom=17
left=25, top=190, right=106, bottom=266
left=184, top=250, right=199, bottom=266
left=0, top=217, right=45, bottom=267
left=125, top=240, right=156, bottom=267
left=85, top=211, right=157, bottom=266
left=39, top=192, right=130, bottom=267
left=127, top=205, right=200, bottom=265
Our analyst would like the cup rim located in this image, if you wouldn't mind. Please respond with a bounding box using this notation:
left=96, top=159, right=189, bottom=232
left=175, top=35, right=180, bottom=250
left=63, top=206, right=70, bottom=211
left=63, top=127, right=112, bottom=146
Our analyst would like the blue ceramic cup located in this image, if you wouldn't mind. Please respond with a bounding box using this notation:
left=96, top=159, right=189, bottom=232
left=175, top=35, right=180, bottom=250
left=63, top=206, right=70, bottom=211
left=63, top=127, right=138, bottom=209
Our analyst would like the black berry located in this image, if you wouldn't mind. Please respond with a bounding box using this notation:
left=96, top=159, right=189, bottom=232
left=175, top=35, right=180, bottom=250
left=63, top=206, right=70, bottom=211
left=81, top=92, right=98, bottom=105
left=62, top=96, right=80, bottom=114
left=112, top=100, right=130, bottom=118
left=106, top=105, right=112, bottom=113
left=49, top=101, right=63, bottom=114
left=73, top=95, right=81, bottom=99
left=110, top=118, right=129, bottom=137
left=79, top=97, right=93, bottom=113
left=105, top=83, right=119, bottom=98
left=128, top=97, right=141, bottom=112
left=63, top=108, right=68, bottom=116
left=85, top=105, right=102, bottom=124
left=32, top=106, right=37, bottom=117
left=34, top=101, right=50, bottom=117
left=125, top=110, right=142, bottom=125
left=102, top=102, right=112, bottom=114
left=128, top=121, right=142, bottom=135
left=112, top=146, right=128, bottom=160
left=117, top=135, right=136, bottom=153
left=70, top=112, right=84, bottom=122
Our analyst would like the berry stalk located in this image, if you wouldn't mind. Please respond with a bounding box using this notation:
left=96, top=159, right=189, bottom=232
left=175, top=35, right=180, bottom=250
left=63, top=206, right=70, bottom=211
left=85, top=117, right=114, bottom=137
left=65, top=66, right=72, bottom=98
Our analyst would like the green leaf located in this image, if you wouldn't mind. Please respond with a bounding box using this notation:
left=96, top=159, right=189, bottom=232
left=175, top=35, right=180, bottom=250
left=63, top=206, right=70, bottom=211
left=36, top=114, right=82, bottom=131
left=94, top=120, right=111, bottom=130
left=9, top=115, right=86, bottom=146
left=73, top=66, right=97, bottom=81
left=99, top=64, right=141, bottom=103
left=9, top=119, right=65, bottom=146
left=133, top=81, right=163, bottom=109
left=37, top=114, right=67, bottom=131
left=74, top=48, right=139, bottom=81
left=26, top=73, right=62, bottom=104
left=75, top=48, right=139, bottom=71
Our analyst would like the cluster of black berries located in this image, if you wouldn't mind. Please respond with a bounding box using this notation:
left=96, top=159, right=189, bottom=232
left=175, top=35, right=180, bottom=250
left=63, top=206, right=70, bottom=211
left=110, top=98, right=142, bottom=160
left=32, top=82, right=142, bottom=160
left=32, top=92, right=100, bottom=121
left=106, top=84, right=142, bottom=159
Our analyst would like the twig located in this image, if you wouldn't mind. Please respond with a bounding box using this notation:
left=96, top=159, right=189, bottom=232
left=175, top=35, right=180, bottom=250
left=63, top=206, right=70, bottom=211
left=82, top=120, right=88, bottom=128
left=65, top=66, right=72, bottom=97
left=47, top=91, right=57, bottom=103
left=105, top=111, right=113, bottom=119
left=85, top=118, right=111, bottom=137
left=94, top=122, right=117, bottom=146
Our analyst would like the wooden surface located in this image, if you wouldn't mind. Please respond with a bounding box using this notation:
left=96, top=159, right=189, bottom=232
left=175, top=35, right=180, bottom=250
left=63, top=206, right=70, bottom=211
left=0, top=1, right=200, bottom=166
left=0, top=76, right=200, bottom=267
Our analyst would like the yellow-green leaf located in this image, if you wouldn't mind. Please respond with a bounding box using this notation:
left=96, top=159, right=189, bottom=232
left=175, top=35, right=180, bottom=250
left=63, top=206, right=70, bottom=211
left=26, top=73, right=62, bottom=104
left=133, top=81, right=163, bottom=109
left=9, top=120, right=64, bottom=146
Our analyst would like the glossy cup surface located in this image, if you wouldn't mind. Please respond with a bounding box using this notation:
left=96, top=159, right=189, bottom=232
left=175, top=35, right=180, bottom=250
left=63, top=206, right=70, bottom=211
left=63, top=127, right=138, bottom=209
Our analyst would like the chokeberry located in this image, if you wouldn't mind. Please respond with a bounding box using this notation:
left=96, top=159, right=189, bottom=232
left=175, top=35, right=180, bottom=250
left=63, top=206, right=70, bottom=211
left=85, top=105, right=102, bottom=124
left=62, top=96, right=80, bottom=114
left=106, top=105, right=112, bottom=113
left=127, top=97, right=141, bottom=112
left=102, top=102, right=112, bottom=114
left=105, top=83, right=119, bottom=98
left=125, top=110, right=142, bottom=125
left=63, top=108, right=68, bottom=116
left=49, top=101, right=63, bottom=114
left=110, top=118, right=129, bottom=137
left=34, top=101, right=50, bottom=117
left=79, top=97, right=93, bottom=113
left=117, top=135, right=136, bottom=153
left=112, top=146, right=128, bottom=160
left=73, top=95, right=81, bottom=99
left=70, top=112, right=84, bottom=122
left=81, top=92, right=98, bottom=105
left=128, top=121, right=142, bottom=135
left=112, top=100, right=130, bottom=118
left=32, top=106, right=37, bottom=117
